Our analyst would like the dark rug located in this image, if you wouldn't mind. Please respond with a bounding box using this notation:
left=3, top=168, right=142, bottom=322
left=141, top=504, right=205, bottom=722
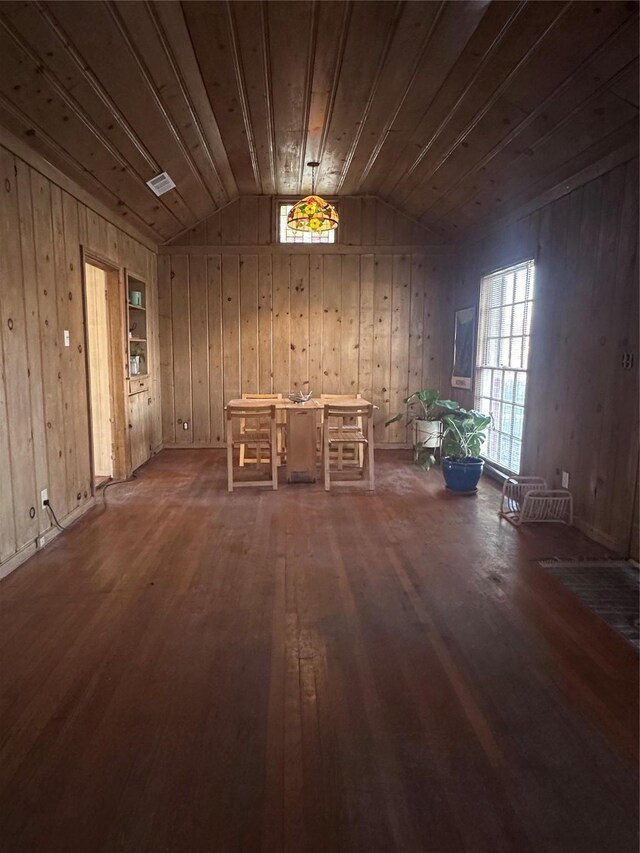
left=539, top=560, right=639, bottom=651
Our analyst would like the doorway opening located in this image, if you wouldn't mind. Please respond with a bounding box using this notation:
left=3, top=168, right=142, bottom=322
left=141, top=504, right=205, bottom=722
left=82, top=254, right=128, bottom=490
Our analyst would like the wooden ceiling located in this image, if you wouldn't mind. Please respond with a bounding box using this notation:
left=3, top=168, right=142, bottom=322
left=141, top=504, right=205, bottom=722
left=0, top=0, right=637, bottom=245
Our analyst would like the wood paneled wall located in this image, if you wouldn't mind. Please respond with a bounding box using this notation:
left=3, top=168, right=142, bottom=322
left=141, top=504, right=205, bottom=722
left=161, top=194, right=451, bottom=448
left=0, top=138, right=160, bottom=578
left=167, top=195, right=440, bottom=247
left=438, top=159, right=639, bottom=554
left=158, top=249, right=452, bottom=448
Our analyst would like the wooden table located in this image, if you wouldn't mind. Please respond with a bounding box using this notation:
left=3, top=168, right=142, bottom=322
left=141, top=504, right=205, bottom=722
left=226, top=398, right=371, bottom=483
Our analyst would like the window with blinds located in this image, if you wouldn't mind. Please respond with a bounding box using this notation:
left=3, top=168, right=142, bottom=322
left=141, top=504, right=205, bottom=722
left=278, top=203, right=336, bottom=244
left=475, top=259, right=535, bottom=474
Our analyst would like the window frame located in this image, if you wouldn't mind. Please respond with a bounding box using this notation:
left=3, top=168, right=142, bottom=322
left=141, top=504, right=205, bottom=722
left=275, top=199, right=339, bottom=245
left=474, top=258, right=535, bottom=476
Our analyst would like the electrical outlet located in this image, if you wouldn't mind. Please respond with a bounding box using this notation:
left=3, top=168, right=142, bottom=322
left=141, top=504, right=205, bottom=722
left=561, top=471, right=569, bottom=489
left=40, top=488, right=48, bottom=507
left=63, top=330, right=70, bottom=347
left=36, top=536, right=45, bottom=549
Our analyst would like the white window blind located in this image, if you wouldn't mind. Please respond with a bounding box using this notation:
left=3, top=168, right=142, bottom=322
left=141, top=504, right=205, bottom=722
left=475, top=259, right=535, bottom=474
left=278, top=203, right=336, bottom=244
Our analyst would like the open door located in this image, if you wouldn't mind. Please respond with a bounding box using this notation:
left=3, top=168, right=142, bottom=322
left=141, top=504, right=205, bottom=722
left=85, top=263, right=113, bottom=486
left=82, top=253, right=129, bottom=487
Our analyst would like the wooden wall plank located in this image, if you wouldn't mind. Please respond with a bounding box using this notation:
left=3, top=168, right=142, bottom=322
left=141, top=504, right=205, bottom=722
left=31, top=173, right=68, bottom=516
left=15, top=158, right=49, bottom=533
left=221, top=255, right=241, bottom=404
left=375, top=202, right=395, bottom=246
left=340, top=256, right=360, bottom=395
left=1, top=153, right=41, bottom=547
left=158, top=253, right=175, bottom=445
left=408, top=255, right=425, bottom=393
left=207, top=255, right=224, bottom=444
left=591, top=164, right=635, bottom=539
left=388, top=255, right=411, bottom=443
left=188, top=221, right=208, bottom=246
left=170, top=255, right=192, bottom=444
left=0, top=149, right=33, bottom=557
left=189, top=255, right=210, bottom=443
left=221, top=199, right=240, bottom=245
left=339, top=197, right=361, bottom=246
left=602, top=159, right=639, bottom=548
left=258, top=197, right=272, bottom=246
left=358, top=255, right=375, bottom=406
left=0, top=334, right=16, bottom=560
left=240, top=254, right=259, bottom=393
left=372, top=255, right=392, bottom=440
left=321, top=256, right=342, bottom=394
left=147, top=252, right=162, bottom=452
left=50, top=184, right=77, bottom=512
left=290, top=255, right=309, bottom=392
left=239, top=198, right=259, bottom=246
left=62, top=190, right=92, bottom=505
left=272, top=255, right=291, bottom=394
left=258, top=255, right=273, bottom=393
left=206, top=210, right=222, bottom=245
left=307, top=256, right=323, bottom=397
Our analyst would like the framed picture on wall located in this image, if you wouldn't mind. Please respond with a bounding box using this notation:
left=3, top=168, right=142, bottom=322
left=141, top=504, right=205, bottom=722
left=451, top=306, right=475, bottom=390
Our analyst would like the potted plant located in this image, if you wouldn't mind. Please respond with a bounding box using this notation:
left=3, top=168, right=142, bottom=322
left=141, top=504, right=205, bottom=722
left=439, top=408, right=492, bottom=492
left=386, top=389, right=459, bottom=470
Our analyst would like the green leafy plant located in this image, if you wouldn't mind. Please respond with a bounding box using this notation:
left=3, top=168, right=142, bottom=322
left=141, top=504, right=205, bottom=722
left=386, top=389, right=459, bottom=427
left=385, top=388, right=460, bottom=470
left=440, top=408, right=492, bottom=461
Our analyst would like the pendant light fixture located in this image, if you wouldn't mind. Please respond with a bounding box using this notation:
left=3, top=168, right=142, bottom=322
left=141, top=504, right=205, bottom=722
left=287, top=161, right=339, bottom=233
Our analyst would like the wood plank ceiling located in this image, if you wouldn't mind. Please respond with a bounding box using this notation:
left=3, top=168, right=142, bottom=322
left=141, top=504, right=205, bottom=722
left=0, top=0, right=637, bottom=245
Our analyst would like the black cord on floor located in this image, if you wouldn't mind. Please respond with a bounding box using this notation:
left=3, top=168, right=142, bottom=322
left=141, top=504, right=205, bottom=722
left=44, top=472, right=139, bottom=532
left=100, top=473, right=138, bottom=506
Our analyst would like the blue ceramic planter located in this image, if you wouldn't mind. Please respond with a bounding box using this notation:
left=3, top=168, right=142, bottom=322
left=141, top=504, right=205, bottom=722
left=442, top=457, right=484, bottom=493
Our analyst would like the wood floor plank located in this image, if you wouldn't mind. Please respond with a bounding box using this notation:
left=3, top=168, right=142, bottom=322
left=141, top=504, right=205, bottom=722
left=0, top=449, right=637, bottom=852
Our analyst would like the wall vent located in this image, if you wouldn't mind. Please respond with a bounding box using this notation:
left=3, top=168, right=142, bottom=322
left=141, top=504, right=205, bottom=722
left=146, top=171, right=176, bottom=196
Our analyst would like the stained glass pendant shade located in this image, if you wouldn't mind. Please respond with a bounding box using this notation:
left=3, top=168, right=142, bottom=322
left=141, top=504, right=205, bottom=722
left=287, top=162, right=339, bottom=233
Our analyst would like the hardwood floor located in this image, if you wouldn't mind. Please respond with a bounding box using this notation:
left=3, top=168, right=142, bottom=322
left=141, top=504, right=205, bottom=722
left=0, top=450, right=637, bottom=853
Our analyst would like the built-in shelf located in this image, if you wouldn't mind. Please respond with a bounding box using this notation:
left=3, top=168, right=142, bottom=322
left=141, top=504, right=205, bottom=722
left=126, top=272, right=148, bottom=394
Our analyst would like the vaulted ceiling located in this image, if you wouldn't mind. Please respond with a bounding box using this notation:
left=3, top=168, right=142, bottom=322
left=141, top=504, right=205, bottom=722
left=0, top=0, right=637, bottom=245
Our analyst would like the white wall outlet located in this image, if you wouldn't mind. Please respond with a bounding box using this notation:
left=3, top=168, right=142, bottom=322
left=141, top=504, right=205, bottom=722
left=36, top=536, right=45, bottom=549
left=40, top=488, right=48, bottom=507
left=561, top=471, right=570, bottom=489
left=63, top=330, right=70, bottom=347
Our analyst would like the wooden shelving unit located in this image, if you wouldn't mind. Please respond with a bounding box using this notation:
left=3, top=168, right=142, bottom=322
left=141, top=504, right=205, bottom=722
left=125, top=272, right=148, bottom=395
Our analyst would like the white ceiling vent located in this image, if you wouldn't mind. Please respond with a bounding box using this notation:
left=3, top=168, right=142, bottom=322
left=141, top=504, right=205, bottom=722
left=146, top=171, right=176, bottom=196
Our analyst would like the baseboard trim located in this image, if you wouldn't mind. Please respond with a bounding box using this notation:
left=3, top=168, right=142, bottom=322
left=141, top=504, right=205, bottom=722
left=0, top=498, right=96, bottom=583
left=572, top=516, right=619, bottom=555
left=160, top=442, right=413, bottom=451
